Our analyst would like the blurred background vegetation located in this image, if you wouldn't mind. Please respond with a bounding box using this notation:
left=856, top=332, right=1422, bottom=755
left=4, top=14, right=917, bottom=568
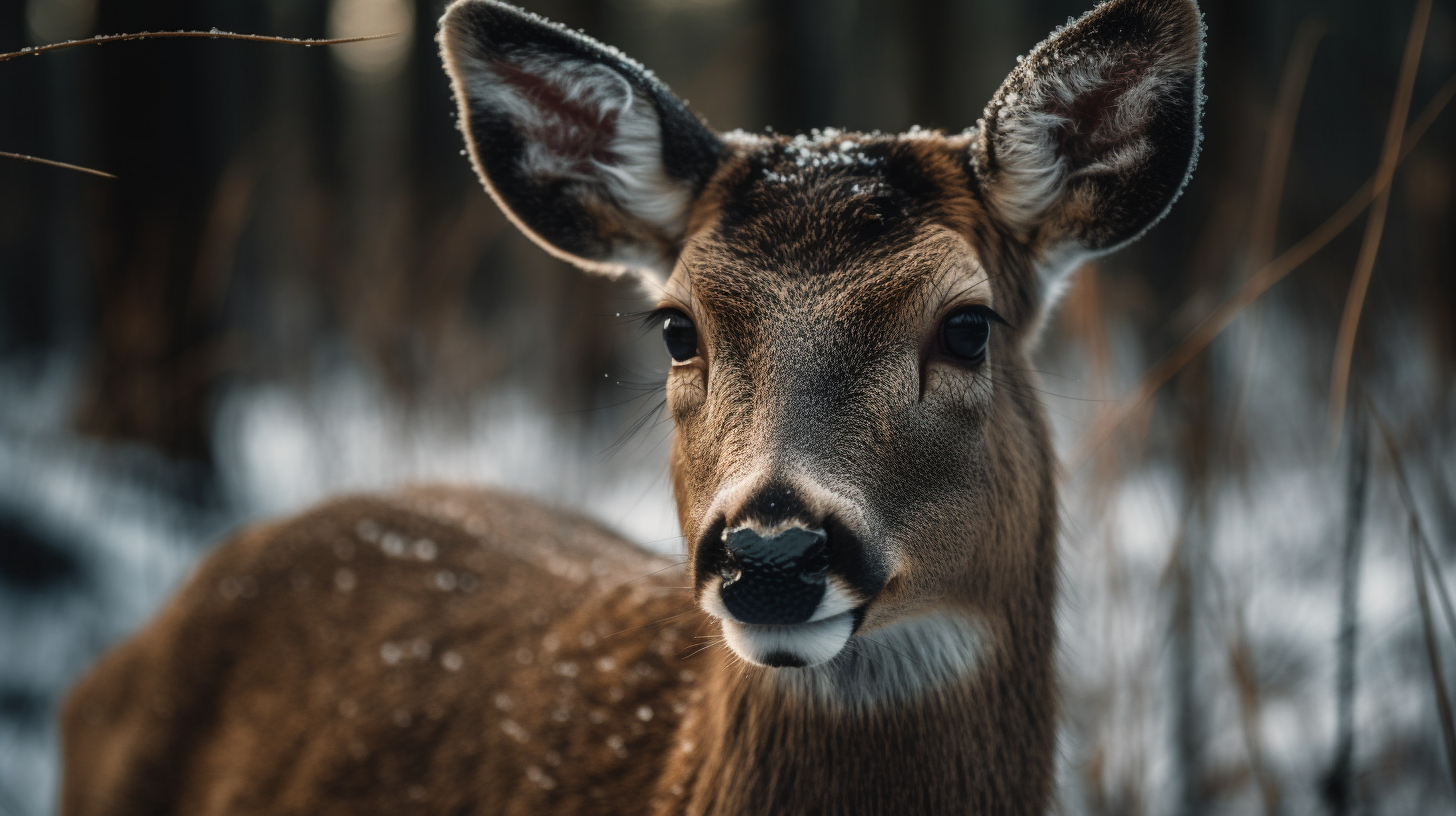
left=0, top=0, right=1452, bottom=814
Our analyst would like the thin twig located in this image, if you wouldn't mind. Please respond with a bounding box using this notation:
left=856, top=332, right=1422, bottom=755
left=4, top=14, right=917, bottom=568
left=0, top=30, right=396, bottom=64
left=0, top=29, right=397, bottom=179
left=1327, top=0, right=1433, bottom=441
left=1067, top=72, right=1456, bottom=472
left=0, top=150, right=113, bottom=178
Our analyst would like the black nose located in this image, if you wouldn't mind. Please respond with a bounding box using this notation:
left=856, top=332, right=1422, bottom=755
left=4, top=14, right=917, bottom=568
left=718, top=526, right=830, bottom=625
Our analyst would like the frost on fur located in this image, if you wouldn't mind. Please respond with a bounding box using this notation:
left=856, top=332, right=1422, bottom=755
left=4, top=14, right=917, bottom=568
left=441, top=0, right=721, bottom=281
left=972, top=0, right=1204, bottom=289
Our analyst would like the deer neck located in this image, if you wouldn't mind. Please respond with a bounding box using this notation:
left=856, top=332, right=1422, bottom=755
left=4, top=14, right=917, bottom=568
left=658, top=594, right=1058, bottom=815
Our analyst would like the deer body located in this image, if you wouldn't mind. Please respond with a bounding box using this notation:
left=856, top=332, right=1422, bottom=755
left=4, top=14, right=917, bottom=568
left=61, top=1, right=1204, bottom=813
left=63, top=485, right=1054, bottom=815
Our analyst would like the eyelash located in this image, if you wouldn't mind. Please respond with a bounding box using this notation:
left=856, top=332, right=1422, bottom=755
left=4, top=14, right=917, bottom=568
left=634, top=307, right=686, bottom=334
left=946, top=304, right=1010, bottom=328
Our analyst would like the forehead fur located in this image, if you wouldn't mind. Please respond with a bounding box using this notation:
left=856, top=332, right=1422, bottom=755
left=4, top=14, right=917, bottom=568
left=708, top=129, right=986, bottom=267
left=677, top=129, right=1025, bottom=329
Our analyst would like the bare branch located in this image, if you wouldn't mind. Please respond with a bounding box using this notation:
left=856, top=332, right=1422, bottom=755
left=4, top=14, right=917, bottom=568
left=0, top=150, right=114, bottom=179
left=0, top=29, right=397, bottom=178
left=0, top=29, right=397, bottom=65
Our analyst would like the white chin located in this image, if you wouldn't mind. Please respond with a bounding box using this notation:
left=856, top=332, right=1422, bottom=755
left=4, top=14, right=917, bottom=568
left=720, top=612, right=854, bottom=668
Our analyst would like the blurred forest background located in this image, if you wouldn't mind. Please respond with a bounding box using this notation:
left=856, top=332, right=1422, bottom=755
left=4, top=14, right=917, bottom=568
left=0, top=0, right=1453, bottom=814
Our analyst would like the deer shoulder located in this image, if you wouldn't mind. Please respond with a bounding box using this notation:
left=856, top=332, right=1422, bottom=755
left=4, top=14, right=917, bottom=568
left=61, top=487, right=707, bottom=816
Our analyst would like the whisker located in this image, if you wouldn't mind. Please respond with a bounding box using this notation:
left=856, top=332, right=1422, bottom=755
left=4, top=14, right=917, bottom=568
left=602, top=396, right=668, bottom=460
left=681, top=640, right=722, bottom=660
left=623, top=560, right=690, bottom=585
left=605, top=607, right=698, bottom=639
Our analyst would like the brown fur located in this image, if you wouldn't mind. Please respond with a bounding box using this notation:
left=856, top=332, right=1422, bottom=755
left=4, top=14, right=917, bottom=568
left=63, top=488, right=702, bottom=815
left=61, top=1, right=1204, bottom=813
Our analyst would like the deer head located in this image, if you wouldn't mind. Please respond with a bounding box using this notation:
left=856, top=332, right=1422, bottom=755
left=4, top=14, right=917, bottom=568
left=441, top=0, right=1203, bottom=675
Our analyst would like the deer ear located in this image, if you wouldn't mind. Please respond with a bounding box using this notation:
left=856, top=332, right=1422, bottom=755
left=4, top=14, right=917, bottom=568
left=440, top=0, right=723, bottom=281
left=971, top=0, right=1204, bottom=280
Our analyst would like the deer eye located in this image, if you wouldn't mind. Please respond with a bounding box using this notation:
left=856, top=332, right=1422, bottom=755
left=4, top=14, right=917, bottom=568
left=941, top=307, right=994, bottom=365
left=662, top=311, right=699, bottom=362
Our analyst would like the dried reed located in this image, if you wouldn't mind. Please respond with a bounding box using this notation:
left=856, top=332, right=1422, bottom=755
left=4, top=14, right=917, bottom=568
left=1326, top=0, right=1433, bottom=440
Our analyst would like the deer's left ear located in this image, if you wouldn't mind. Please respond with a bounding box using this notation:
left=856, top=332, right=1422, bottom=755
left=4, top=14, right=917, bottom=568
left=972, top=0, right=1204, bottom=280
left=440, top=0, right=723, bottom=281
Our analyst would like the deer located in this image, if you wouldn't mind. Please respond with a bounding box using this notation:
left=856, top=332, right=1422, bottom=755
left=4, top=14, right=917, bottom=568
left=59, top=0, right=1204, bottom=813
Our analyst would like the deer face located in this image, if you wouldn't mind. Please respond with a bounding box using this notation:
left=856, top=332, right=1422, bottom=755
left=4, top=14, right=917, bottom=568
left=442, top=0, right=1203, bottom=670
left=662, top=137, right=1037, bottom=668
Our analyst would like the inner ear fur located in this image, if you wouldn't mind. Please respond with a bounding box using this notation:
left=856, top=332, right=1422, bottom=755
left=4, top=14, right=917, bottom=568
left=971, top=0, right=1204, bottom=262
left=440, top=0, right=723, bottom=281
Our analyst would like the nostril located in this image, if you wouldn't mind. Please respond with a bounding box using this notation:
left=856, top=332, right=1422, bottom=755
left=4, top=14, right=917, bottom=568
left=723, top=526, right=826, bottom=567
left=720, top=561, right=742, bottom=586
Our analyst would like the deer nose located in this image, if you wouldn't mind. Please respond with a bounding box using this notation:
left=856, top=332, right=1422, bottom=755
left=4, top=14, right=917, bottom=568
left=717, top=526, right=830, bottom=625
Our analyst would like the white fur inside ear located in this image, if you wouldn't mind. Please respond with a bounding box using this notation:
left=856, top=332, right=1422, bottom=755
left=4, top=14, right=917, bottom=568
left=987, top=104, right=1071, bottom=236
left=458, top=49, right=692, bottom=264
left=988, top=51, right=1171, bottom=239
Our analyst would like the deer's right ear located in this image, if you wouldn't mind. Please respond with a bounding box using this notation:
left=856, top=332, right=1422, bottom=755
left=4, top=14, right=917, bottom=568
left=440, top=0, right=723, bottom=281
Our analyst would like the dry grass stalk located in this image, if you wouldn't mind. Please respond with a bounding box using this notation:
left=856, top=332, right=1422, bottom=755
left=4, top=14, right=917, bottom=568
left=1326, top=0, right=1434, bottom=440
left=1412, top=536, right=1456, bottom=790
left=1327, top=401, right=1369, bottom=815
left=1227, top=611, right=1282, bottom=816
left=1245, top=17, right=1327, bottom=266
left=1368, top=400, right=1456, bottom=789
left=1223, top=18, right=1326, bottom=448
left=1422, top=534, right=1456, bottom=649
left=1067, top=71, right=1456, bottom=472
left=1162, top=485, right=1210, bottom=816
left=1060, top=270, right=1124, bottom=501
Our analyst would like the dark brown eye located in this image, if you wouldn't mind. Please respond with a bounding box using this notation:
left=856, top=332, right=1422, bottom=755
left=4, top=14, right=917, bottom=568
left=941, top=307, right=993, bottom=365
left=662, top=311, right=698, bottom=362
